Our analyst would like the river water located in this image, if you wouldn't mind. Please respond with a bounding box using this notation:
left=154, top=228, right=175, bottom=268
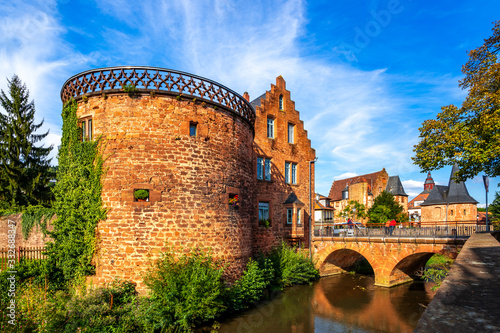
left=219, top=274, right=435, bottom=333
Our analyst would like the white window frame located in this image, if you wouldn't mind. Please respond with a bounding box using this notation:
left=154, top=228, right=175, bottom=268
left=259, top=202, right=270, bottom=221
left=287, top=208, right=293, bottom=224
left=267, top=118, right=274, bottom=138
left=257, top=157, right=271, bottom=181
left=288, top=123, right=294, bottom=144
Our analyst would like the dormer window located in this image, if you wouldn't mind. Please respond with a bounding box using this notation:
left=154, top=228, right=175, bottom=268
left=279, top=94, right=284, bottom=110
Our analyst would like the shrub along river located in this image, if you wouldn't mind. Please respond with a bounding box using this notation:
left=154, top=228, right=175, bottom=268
left=218, top=274, right=435, bottom=333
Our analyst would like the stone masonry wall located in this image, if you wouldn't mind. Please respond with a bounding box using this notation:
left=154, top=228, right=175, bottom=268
left=251, top=76, right=316, bottom=252
left=77, top=93, right=256, bottom=292
left=0, top=214, right=53, bottom=249
left=421, top=203, right=477, bottom=223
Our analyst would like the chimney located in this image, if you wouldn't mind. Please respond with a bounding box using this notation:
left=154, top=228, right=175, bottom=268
left=243, top=92, right=250, bottom=102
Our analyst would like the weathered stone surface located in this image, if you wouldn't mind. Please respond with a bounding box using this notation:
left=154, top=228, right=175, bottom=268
left=414, top=232, right=500, bottom=333
left=313, top=237, right=462, bottom=287
left=78, top=94, right=256, bottom=292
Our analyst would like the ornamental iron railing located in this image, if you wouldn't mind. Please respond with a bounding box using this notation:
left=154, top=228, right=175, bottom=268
left=60, top=66, right=255, bottom=126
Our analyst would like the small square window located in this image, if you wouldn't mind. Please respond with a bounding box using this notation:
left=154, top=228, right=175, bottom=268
left=134, top=189, right=150, bottom=202
left=190, top=123, right=197, bottom=137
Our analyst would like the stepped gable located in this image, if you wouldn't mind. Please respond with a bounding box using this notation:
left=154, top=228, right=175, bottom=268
left=386, top=176, right=408, bottom=196
left=421, top=165, right=478, bottom=206
left=329, top=170, right=385, bottom=201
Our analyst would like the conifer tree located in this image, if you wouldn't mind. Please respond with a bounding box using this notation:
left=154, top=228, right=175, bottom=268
left=0, top=75, right=54, bottom=208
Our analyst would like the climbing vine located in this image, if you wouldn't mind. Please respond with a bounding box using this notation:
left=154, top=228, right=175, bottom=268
left=45, top=99, right=106, bottom=284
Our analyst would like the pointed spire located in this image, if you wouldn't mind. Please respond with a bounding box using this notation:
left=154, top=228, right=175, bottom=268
left=446, top=164, right=478, bottom=204
left=424, top=172, right=435, bottom=192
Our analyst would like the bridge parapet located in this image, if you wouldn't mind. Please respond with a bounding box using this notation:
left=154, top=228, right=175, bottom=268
left=314, top=223, right=489, bottom=239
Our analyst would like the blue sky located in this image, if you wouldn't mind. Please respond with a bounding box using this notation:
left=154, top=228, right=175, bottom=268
left=1, top=0, right=499, bottom=206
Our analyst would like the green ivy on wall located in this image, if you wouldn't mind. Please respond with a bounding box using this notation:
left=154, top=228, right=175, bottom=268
left=45, top=100, right=106, bottom=284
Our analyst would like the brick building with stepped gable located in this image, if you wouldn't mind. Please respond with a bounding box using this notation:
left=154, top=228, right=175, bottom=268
left=59, top=67, right=315, bottom=292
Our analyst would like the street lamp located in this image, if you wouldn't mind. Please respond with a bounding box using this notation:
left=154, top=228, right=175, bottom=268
left=483, top=175, right=490, bottom=232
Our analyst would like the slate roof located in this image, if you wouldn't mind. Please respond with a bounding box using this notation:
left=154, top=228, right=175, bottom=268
left=283, top=192, right=305, bottom=205
left=386, top=176, right=408, bottom=197
left=420, top=165, right=478, bottom=206
left=250, top=93, right=266, bottom=108
left=328, top=170, right=385, bottom=201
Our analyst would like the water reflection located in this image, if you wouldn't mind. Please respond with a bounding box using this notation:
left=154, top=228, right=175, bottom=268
left=218, top=275, right=435, bottom=333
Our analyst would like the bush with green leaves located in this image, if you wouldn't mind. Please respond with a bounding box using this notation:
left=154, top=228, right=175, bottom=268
left=144, top=246, right=227, bottom=331
left=133, top=189, right=149, bottom=200
left=258, top=242, right=319, bottom=289
left=226, top=258, right=273, bottom=312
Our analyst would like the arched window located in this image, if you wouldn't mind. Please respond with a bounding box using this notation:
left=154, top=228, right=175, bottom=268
left=279, top=94, right=284, bottom=110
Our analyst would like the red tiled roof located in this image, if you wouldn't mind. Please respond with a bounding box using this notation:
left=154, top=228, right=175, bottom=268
left=329, top=170, right=385, bottom=201
left=315, top=200, right=334, bottom=210
left=408, top=193, right=430, bottom=208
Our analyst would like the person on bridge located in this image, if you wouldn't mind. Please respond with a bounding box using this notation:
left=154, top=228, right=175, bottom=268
left=385, top=220, right=390, bottom=234
left=389, top=219, right=396, bottom=235
left=348, top=218, right=354, bottom=229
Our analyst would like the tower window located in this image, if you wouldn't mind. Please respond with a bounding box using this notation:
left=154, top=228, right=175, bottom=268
left=189, top=122, right=197, bottom=137
left=279, top=94, right=284, bottom=110
left=80, top=117, right=93, bottom=141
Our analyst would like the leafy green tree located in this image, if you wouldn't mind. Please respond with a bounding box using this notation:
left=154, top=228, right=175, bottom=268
left=413, top=21, right=500, bottom=181
left=338, top=200, right=366, bottom=221
left=367, top=191, right=403, bottom=224
left=489, top=191, right=500, bottom=221
left=0, top=75, right=53, bottom=208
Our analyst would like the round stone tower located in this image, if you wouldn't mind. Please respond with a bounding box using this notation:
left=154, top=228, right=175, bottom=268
left=61, top=67, right=256, bottom=292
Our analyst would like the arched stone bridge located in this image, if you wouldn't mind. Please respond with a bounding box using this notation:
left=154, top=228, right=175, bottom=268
left=312, top=236, right=465, bottom=287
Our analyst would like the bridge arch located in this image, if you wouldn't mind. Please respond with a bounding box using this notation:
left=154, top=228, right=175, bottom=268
left=313, top=239, right=462, bottom=287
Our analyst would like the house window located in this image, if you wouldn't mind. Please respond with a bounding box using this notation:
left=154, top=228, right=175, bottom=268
left=257, top=157, right=271, bottom=181
left=279, top=94, right=284, bottom=110
left=450, top=209, right=454, bottom=216
left=80, top=117, right=93, bottom=141
left=463, top=209, right=466, bottom=216
left=297, top=208, right=301, bottom=225
left=190, top=122, right=197, bottom=137
left=259, top=202, right=270, bottom=221
left=288, top=123, right=294, bottom=143
left=285, top=162, right=298, bottom=184
left=287, top=208, right=293, bottom=224
left=267, top=118, right=274, bottom=138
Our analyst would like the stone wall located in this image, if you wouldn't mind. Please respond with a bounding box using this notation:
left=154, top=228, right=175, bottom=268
left=251, top=76, right=316, bottom=251
left=77, top=93, right=256, bottom=292
left=421, top=203, right=477, bottom=223
left=0, top=214, right=52, bottom=249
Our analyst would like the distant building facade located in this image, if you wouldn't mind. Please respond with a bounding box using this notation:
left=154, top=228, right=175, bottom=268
left=419, top=165, right=478, bottom=223
left=314, top=193, right=335, bottom=226
left=328, top=169, right=407, bottom=223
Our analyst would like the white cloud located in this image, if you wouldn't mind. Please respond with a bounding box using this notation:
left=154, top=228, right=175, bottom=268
left=334, top=172, right=358, bottom=180
left=0, top=1, right=90, bottom=163
left=402, top=180, right=424, bottom=189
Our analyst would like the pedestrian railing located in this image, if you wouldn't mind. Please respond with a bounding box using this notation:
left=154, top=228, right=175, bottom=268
left=313, top=221, right=492, bottom=239
left=0, top=246, right=46, bottom=271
